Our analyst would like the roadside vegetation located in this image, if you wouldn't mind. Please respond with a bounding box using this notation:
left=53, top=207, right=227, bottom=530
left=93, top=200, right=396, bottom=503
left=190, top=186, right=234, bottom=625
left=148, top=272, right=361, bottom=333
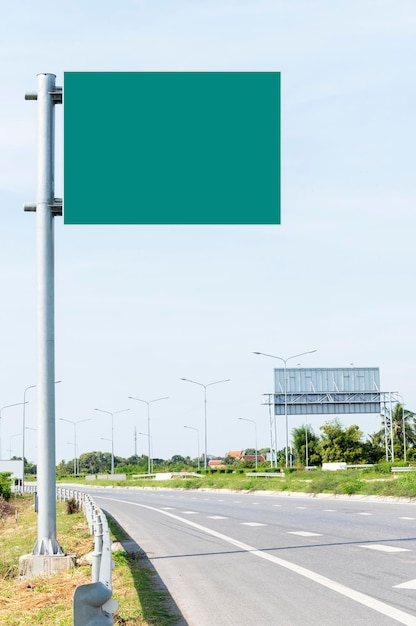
left=58, top=462, right=416, bottom=498
left=49, top=405, right=416, bottom=480
left=0, top=493, right=181, bottom=625
left=2, top=406, right=415, bottom=623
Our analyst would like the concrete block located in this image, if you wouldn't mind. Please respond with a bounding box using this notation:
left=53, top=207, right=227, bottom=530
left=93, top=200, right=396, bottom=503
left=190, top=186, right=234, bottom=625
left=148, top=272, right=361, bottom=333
left=19, top=553, right=75, bottom=579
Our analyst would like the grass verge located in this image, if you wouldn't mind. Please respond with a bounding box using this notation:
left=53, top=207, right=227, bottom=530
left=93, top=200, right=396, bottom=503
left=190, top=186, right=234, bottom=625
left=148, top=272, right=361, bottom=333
left=64, top=466, right=416, bottom=498
left=0, top=496, right=182, bottom=625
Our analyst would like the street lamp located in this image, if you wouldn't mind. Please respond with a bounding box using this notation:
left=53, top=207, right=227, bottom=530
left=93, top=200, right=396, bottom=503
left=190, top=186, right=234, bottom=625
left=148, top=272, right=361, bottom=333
left=21, top=381, right=61, bottom=492
left=128, top=396, right=168, bottom=475
left=238, top=418, right=258, bottom=470
left=0, top=402, right=28, bottom=460
left=253, top=350, right=317, bottom=467
left=22, top=385, right=36, bottom=491
left=138, top=433, right=153, bottom=471
left=94, top=408, right=130, bottom=475
left=8, top=433, right=22, bottom=459
left=393, top=393, right=406, bottom=462
left=59, top=418, right=91, bottom=475
left=180, top=378, right=230, bottom=470
left=184, top=425, right=200, bottom=471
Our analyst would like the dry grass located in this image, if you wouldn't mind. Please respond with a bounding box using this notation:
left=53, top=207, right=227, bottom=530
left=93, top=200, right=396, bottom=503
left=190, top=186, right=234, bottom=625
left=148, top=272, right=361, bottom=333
left=0, top=496, right=175, bottom=625
left=0, top=496, right=92, bottom=625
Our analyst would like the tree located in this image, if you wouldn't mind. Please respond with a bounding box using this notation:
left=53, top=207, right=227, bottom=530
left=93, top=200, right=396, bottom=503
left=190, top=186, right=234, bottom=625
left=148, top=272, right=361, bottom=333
left=292, top=425, right=321, bottom=466
left=374, top=403, right=416, bottom=460
left=57, top=459, right=72, bottom=476
left=318, top=419, right=368, bottom=464
left=78, top=451, right=112, bottom=474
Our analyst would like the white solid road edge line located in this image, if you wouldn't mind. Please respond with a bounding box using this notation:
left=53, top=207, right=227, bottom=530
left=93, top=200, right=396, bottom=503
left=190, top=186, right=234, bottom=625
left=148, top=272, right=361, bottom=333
left=100, top=497, right=416, bottom=626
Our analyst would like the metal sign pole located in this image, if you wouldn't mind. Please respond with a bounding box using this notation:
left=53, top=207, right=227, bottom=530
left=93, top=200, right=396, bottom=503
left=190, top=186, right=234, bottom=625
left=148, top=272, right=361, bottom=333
left=25, top=73, right=63, bottom=556
left=33, top=72, right=62, bottom=555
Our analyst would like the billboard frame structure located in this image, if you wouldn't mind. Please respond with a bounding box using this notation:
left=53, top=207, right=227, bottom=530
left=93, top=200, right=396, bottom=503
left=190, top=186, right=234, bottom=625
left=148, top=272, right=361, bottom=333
left=262, top=367, right=400, bottom=463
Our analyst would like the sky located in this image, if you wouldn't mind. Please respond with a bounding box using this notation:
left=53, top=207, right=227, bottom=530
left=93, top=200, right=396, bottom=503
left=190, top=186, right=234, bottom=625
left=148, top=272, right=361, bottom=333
left=0, top=0, right=415, bottom=467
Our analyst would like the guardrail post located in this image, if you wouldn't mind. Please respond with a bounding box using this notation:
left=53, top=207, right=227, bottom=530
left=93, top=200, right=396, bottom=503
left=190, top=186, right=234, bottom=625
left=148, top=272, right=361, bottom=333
left=55, top=487, right=117, bottom=624
left=92, top=516, right=103, bottom=583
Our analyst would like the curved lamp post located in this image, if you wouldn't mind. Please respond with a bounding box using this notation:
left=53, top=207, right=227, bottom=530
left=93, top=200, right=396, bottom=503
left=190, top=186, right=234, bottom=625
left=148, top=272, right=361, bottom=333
left=59, top=417, right=91, bottom=474
left=94, top=408, right=130, bottom=474
left=0, top=402, right=28, bottom=460
left=128, top=396, right=168, bottom=474
left=392, top=393, right=406, bottom=462
left=184, top=425, right=200, bottom=471
left=180, top=378, right=230, bottom=470
left=238, top=418, right=258, bottom=470
left=9, top=433, right=22, bottom=459
left=138, top=432, right=154, bottom=472
left=253, top=350, right=317, bottom=467
left=22, top=380, right=61, bottom=492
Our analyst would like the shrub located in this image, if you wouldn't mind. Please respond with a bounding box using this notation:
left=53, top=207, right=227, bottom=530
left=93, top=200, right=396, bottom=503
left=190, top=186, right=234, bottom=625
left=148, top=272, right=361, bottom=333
left=341, top=479, right=363, bottom=495
left=0, top=495, right=15, bottom=519
left=373, top=461, right=394, bottom=474
left=0, top=472, right=12, bottom=501
left=66, top=497, right=80, bottom=514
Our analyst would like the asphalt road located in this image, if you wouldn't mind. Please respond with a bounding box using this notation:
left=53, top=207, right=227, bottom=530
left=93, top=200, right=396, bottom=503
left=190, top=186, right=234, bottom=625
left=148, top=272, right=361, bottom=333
left=86, top=487, right=416, bottom=625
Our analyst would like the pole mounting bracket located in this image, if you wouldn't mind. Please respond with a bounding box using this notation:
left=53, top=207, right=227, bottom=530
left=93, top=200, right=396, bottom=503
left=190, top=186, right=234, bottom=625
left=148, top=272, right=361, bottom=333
left=23, top=198, right=62, bottom=217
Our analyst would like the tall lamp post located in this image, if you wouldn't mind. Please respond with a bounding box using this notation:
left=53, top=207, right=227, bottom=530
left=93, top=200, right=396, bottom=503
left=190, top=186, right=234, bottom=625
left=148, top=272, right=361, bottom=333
left=0, top=402, right=28, bottom=460
left=184, top=425, right=200, bottom=471
left=253, top=350, right=317, bottom=467
left=94, top=408, right=130, bottom=475
left=8, top=433, right=22, bottom=459
left=22, top=380, right=61, bottom=492
left=180, top=378, right=230, bottom=470
left=238, top=418, right=258, bottom=470
left=393, top=393, right=406, bottom=462
left=59, top=418, right=91, bottom=474
left=138, top=433, right=153, bottom=471
left=22, top=385, right=36, bottom=491
left=128, top=396, right=168, bottom=474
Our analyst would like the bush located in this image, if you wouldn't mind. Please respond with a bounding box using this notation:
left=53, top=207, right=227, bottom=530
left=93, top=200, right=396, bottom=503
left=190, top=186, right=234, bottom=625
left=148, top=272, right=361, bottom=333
left=66, top=497, right=80, bottom=514
left=283, top=467, right=297, bottom=475
left=374, top=461, right=394, bottom=474
left=0, top=472, right=12, bottom=501
left=0, top=495, right=15, bottom=518
left=341, top=479, right=363, bottom=495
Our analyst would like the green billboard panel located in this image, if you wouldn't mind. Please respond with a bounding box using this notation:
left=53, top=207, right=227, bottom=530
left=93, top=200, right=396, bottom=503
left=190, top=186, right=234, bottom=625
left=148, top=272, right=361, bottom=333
left=63, top=72, right=280, bottom=224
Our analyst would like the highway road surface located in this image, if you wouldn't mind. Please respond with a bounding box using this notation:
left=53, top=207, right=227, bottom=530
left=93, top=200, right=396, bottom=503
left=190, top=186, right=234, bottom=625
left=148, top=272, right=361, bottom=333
left=85, top=487, right=416, bottom=625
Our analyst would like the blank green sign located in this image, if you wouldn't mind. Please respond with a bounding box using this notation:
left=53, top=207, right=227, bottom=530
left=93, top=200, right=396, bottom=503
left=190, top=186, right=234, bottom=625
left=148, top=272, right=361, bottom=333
left=63, top=72, right=280, bottom=224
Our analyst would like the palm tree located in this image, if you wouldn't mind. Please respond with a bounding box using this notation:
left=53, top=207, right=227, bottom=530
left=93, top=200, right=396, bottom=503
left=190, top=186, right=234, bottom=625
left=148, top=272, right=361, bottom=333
left=375, top=403, right=416, bottom=460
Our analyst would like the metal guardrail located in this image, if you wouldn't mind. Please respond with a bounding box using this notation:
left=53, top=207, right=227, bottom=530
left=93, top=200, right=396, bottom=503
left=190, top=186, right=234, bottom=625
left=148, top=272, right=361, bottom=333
left=56, top=487, right=118, bottom=625
left=18, top=484, right=117, bottom=622
left=391, top=467, right=416, bottom=472
left=245, top=472, right=285, bottom=477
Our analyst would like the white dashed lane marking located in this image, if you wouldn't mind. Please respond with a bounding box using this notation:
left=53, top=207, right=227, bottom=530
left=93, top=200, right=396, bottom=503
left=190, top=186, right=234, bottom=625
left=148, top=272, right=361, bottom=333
left=288, top=531, right=322, bottom=537
left=359, top=544, right=410, bottom=553
left=241, top=522, right=266, bottom=527
left=182, top=511, right=198, bottom=515
left=100, top=497, right=416, bottom=625
left=208, top=516, right=228, bottom=520
left=394, top=579, right=416, bottom=589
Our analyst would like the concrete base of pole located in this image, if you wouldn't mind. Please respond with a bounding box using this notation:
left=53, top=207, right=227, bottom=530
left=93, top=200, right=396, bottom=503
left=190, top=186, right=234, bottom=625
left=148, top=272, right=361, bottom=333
left=19, top=553, right=75, bottom=579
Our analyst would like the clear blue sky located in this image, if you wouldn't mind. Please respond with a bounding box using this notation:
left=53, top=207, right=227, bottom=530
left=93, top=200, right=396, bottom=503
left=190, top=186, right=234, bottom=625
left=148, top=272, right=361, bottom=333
left=0, top=1, right=415, bottom=465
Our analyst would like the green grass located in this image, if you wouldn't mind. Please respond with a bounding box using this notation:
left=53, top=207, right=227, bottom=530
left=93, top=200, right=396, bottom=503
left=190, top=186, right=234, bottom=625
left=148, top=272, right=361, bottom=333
left=61, top=465, right=416, bottom=498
